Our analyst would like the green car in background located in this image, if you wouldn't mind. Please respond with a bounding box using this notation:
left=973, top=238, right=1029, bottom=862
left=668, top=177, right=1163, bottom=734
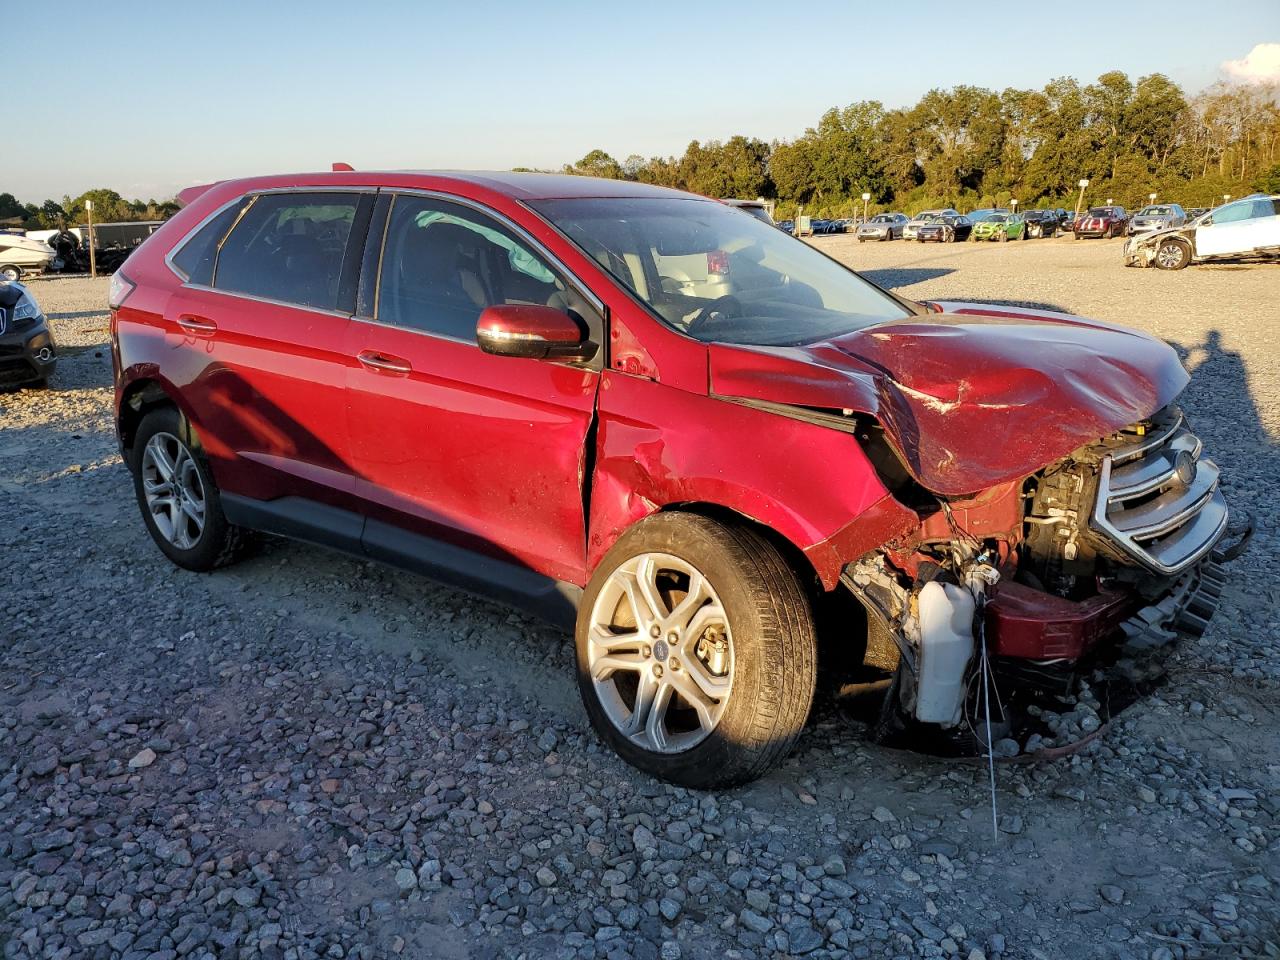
left=969, top=210, right=1027, bottom=242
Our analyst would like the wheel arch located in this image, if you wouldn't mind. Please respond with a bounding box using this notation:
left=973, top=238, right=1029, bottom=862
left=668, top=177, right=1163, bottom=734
left=656, top=501, right=825, bottom=601
left=117, top=376, right=206, bottom=461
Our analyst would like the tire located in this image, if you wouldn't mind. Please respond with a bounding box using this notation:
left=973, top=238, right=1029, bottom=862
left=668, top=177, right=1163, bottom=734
left=857, top=237, right=865, bottom=243
left=576, top=512, right=817, bottom=788
left=130, top=406, right=251, bottom=572
left=1154, top=239, right=1191, bottom=270
left=0, top=265, right=21, bottom=282
left=998, top=230, right=1008, bottom=243
left=1029, top=224, right=1041, bottom=239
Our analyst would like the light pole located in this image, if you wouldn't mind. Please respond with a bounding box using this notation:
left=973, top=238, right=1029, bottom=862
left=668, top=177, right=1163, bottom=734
left=85, top=200, right=97, bottom=279
left=1149, top=192, right=1157, bottom=207
left=1223, top=194, right=1231, bottom=204
left=1010, top=198, right=1018, bottom=214
left=861, top=192, right=870, bottom=223
left=1073, top=179, right=1089, bottom=223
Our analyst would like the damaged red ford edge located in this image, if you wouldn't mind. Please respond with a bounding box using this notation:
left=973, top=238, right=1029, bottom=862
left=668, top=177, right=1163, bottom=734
left=110, top=172, right=1251, bottom=787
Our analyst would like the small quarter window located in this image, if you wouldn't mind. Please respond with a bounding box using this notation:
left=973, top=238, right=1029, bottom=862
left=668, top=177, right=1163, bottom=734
left=214, top=192, right=360, bottom=311
left=169, top=199, right=248, bottom=286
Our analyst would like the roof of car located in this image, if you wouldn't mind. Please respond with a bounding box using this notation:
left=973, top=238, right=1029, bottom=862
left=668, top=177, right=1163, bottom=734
left=179, top=170, right=701, bottom=209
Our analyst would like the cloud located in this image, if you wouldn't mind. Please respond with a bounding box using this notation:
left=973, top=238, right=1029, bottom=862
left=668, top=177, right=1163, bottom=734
left=1221, top=42, right=1280, bottom=84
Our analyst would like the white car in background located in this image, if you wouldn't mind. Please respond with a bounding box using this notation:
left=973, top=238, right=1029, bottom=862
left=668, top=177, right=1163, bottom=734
left=1124, top=194, right=1280, bottom=269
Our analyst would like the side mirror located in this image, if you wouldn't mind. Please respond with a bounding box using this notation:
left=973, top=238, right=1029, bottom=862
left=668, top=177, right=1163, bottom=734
left=476, top=303, right=596, bottom=362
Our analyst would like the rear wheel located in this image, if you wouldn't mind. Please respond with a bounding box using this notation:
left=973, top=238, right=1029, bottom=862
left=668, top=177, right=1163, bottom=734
left=0, top=265, right=20, bottom=282
left=1154, top=239, right=1191, bottom=270
left=130, top=406, right=251, bottom=571
left=576, top=513, right=817, bottom=788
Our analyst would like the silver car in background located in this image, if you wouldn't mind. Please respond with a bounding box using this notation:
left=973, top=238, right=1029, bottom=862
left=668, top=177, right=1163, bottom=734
left=903, top=209, right=959, bottom=241
left=1128, top=204, right=1187, bottom=236
left=857, top=213, right=908, bottom=241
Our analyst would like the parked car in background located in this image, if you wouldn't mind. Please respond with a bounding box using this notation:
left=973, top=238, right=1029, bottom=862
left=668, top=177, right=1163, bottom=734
left=1128, top=204, right=1187, bottom=235
left=110, top=170, right=1246, bottom=787
left=721, top=199, right=775, bottom=226
left=904, top=210, right=959, bottom=241
left=856, top=213, right=908, bottom=241
left=1125, top=194, right=1280, bottom=269
left=1186, top=207, right=1209, bottom=220
left=915, top=213, right=972, bottom=243
left=0, top=280, right=57, bottom=387
left=0, top=233, right=56, bottom=281
left=1023, top=209, right=1059, bottom=238
left=777, top=219, right=795, bottom=234
left=970, top=211, right=1026, bottom=241
left=1074, top=206, right=1129, bottom=239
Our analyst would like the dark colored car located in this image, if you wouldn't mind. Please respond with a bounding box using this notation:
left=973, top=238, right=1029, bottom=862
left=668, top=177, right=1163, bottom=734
left=0, top=281, right=57, bottom=388
left=111, top=171, right=1247, bottom=787
left=1075, top=206, right=1129, bottom=239
left=1023, top=209, right=1059, bottom=238
left=915, top=214, right=972, bottom=243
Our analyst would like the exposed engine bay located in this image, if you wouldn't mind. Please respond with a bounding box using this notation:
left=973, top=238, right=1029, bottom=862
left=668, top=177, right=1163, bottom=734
left=840, top=404, right=1251, bottom=746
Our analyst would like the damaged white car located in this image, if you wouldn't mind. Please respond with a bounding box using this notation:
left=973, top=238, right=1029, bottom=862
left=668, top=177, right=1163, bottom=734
left=1125, top=194, right=1280, bottom=270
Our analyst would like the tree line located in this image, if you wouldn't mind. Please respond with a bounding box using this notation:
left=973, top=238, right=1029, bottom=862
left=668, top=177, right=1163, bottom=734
left=557, top=71, right=1280, bottom=218
left=0, top=189, right=181, bottom=230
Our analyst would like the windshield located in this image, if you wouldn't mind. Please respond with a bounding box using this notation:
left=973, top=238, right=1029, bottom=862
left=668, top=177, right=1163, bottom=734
left=533, top=197, right=913, bottom=347
left=982, top=214, right=1008, bottom=223
left=1087, top=207, right=1117, bottom=217
left=1139, top=206, right=1173, bottom=216
left=912, top=213, right=939, bottom=222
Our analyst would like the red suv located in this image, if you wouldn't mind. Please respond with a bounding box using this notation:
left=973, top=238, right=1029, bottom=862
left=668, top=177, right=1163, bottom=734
left=111, top=172, right=1246, bottom=787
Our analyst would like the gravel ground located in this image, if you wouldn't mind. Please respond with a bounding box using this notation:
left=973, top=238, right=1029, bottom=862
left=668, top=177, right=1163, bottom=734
left=1, top=238, right=1277, bottom=960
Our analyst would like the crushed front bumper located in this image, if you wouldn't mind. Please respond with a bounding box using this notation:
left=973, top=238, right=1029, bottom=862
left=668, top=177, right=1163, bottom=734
left=0, top=315, right=57, bottom=387
left=987, top=509, right=1252, bottom=662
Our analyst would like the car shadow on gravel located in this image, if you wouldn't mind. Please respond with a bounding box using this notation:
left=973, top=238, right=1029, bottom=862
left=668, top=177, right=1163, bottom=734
left=860, top=267, right=954, bottom=290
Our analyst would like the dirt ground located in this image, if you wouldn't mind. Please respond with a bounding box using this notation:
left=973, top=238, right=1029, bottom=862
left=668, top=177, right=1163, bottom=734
left=1, top=235, right=1277, bottom=960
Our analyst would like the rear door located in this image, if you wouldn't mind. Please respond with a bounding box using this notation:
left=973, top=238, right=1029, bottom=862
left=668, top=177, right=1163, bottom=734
left=166, top=189, right=371, bottom=532
left=343, top=191, right=603, bottom=595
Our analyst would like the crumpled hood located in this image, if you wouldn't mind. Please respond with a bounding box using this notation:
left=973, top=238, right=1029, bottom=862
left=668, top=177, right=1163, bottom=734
left=708, top=301, right=1188, bottom=496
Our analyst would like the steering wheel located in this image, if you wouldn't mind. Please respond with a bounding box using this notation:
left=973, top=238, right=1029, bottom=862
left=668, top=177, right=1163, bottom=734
left=686, top=295, right=744, bottom=337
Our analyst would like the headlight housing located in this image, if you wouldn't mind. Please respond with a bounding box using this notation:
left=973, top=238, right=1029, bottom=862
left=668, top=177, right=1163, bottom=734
left=12, top=292, right=41, bottom=322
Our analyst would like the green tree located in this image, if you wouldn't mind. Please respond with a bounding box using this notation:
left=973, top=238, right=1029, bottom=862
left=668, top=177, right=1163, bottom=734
left=564, top=149, right=624, bottom=180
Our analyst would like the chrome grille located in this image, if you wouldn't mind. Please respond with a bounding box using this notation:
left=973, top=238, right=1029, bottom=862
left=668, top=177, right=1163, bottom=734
left=1090, top=409, right=1229, bottom=575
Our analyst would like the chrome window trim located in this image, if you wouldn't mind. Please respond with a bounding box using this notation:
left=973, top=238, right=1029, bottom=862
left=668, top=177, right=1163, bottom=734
left=176, top=282, right=353, bottom=321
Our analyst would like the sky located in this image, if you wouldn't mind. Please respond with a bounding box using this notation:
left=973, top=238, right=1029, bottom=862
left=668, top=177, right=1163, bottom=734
left=7, top=0, right=1279, bottom=203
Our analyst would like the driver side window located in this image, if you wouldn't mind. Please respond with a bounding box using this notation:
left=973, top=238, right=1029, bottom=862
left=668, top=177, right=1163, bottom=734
left=1211, top=201, right=1262, bottom=225
left=376, top=195, right=595, bottom=343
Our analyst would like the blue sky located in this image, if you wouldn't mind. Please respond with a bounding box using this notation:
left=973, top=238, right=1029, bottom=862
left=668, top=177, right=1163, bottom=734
left=8, top=0, right=1278, bottom=202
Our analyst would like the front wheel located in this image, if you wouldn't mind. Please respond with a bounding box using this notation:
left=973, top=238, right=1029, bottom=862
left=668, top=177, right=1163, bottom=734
left=1154, top=239, right=1191, bottom=270
left=0, top=265, right=21, bottom=282
left=576, top=513, right=817, bottom=788
left=130, top=406, right=251, bottom=571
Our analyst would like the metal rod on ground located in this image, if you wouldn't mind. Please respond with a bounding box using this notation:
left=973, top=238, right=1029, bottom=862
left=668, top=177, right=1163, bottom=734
left=86, top=200, right=97, bottom=279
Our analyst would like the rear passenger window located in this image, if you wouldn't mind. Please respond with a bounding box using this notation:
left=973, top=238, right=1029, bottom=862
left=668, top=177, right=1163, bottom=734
left=169, top=199, right=248, bottom=286
left=214, top=193, right=360, bottom=311
left=376, top=195, right=590, bottom=342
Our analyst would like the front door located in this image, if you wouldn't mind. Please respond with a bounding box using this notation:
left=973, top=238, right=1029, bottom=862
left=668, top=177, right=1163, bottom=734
left=344, top=192, right=602, bottom=593
left=1196, top=198, right=1275, bottom=257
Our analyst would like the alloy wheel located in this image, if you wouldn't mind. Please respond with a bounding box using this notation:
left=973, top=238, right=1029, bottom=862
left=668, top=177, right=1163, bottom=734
left=1156, top=242, right=1186, bottom=269
left=141, top=432, right=206, bottom=549
left=586, top=552, right=734, bottom=754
